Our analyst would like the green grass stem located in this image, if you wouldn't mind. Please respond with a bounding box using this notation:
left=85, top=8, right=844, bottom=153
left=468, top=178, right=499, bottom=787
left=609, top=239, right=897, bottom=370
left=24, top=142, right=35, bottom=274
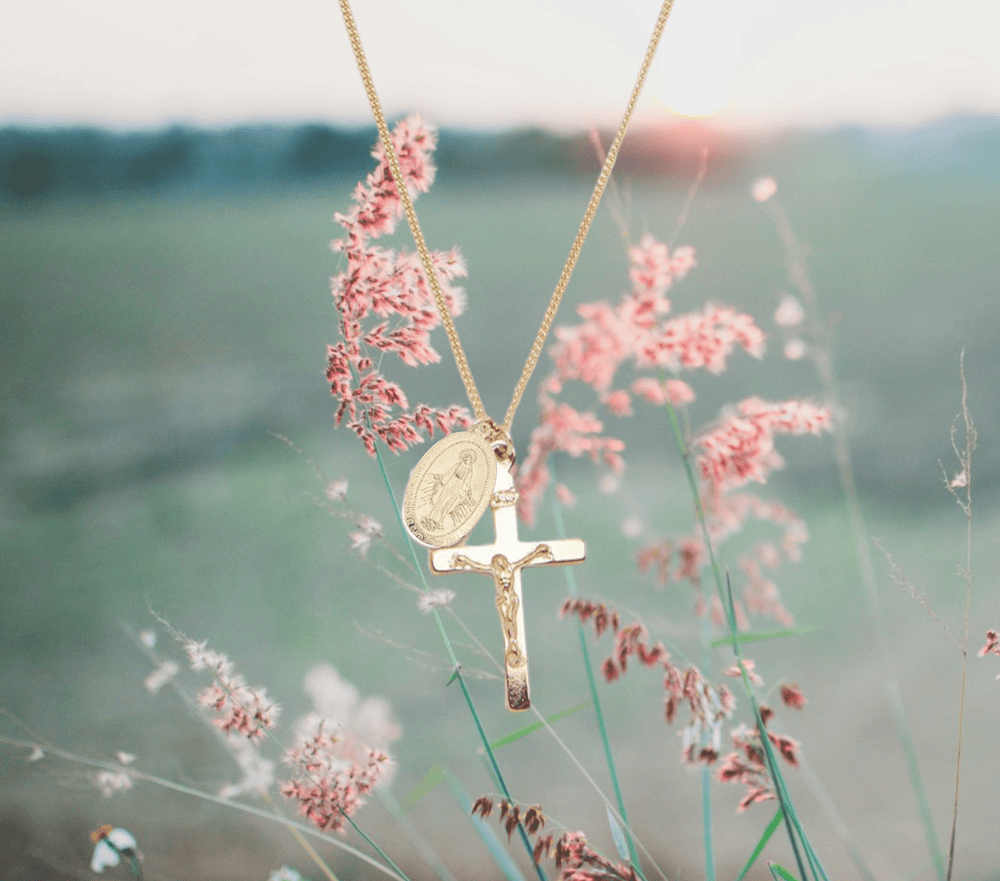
left=736, top=809, right=782, bottom=881
left=701, top=766, right=716, bottom=881
left=490, top=701, right=592, bottom=749
left=660, top=392, right=828, bottom=881
left=342, top=811, right=414, bottom=881
left=708, top=627, right=818, bottom=648
left=549, top=465, right=646, bottom=879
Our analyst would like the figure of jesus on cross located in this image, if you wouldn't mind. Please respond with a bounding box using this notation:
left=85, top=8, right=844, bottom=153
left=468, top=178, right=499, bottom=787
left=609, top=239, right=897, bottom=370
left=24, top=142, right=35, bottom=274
left=429, top=461, right=585, bottom=710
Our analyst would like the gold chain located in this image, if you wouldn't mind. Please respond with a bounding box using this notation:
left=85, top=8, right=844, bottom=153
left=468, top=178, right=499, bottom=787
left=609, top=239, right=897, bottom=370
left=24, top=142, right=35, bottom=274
left=338, top=0, right=676, bottom=436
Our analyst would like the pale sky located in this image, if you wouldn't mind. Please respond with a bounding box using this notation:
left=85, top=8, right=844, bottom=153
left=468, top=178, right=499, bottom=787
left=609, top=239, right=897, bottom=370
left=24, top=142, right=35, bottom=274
left=3, top=0, right=998, bottom=131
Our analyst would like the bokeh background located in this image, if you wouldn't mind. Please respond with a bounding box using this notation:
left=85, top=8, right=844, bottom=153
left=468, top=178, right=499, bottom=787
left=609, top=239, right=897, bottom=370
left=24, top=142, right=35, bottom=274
left=3, top=1, right=1000, bottom=879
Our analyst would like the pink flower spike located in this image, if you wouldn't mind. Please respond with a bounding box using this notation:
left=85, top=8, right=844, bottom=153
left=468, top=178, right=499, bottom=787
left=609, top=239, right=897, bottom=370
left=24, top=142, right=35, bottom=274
left=695, top=398, right=832, bottom=494
left=184, top=636, right=279, bottom=740
left=949, top=469, right=969, bottom=489
left=724, top=659, right=764, bottom=687
left=979, top=629, right=1000, bottom=657
left=780, top=682, right=807, bottom=709
left=555, top=483, right=577, bottom=507
left=281, top=719, right=390, bottom=833
left=417, top=588, right=456, bottom=613
left=326, top=116, right=472, bottom=457
left=631, top=377, right=696, bottom=407
left=325, top=479, right=349, bottom=501
left=639, top=304, right=766, bottom=375
left=604, top=389, right=633, bottom=417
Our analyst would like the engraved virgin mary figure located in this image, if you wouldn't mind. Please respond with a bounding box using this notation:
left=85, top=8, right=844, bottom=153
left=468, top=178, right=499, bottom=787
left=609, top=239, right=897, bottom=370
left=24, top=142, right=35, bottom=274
left=421, top=449, right=477, bottom=532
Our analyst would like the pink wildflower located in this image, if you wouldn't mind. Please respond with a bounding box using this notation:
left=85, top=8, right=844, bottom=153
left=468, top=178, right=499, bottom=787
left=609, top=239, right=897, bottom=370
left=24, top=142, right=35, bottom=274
left=471, top=798, right=546, bottom=844
left=473, top=802, right=638, bottom=880
left=780, top=682, right=807, bottom=709
left=607, top=624, right=667, bottom=678
left=768, top=730, right=801, bottom=767
left=551, top=301, right=634, bottom=394
left=517, top=401, right=624, bottom=525
left=301, top=665, right=402, bottom=762
left=672, top=668, right=734, bottom=765
left=325, top=479, right=349, bottom=501
left=724, top=659, right=764, bottom=687
left=280, top=718, right=389, bottom=833
left=555, top=483, right=577, bottom=506
left=979, top=629, right=1000, bottom=656
left=695, top=397, right=831, bottom=495
left=631, top=376, right=695, bottom=407
left=560, top=598, right=620, bottom=638
left=604, top=389, right=633, bottom=417
left=637, top=537, right=707, bottom=588
left=94, top=768, right=133, bottom=798
left=740, top=556, right=794, bottom=627
left=197, top=679, right=279, bottom=741
left=185, top=638, right=279, bottom=740
left=564, top=604, right=737, bottom=766
left=326, top=115, right=472, bottom=456
left=417, top=588, right=456, bottom=613
left=349, top=515, right=382, bottom=558
left=628, top=235, right=695, bottom=301
left=638, top=303, right=765, bottom=374
left=553, top=830, right=639, bottom=880
left=518, top=233, right=765, bottom=523
left=717, top=724, right=776, bottom=812
left=979, top=630, right=1000, bottom=678
left=638, top=493, right=806, bottom=628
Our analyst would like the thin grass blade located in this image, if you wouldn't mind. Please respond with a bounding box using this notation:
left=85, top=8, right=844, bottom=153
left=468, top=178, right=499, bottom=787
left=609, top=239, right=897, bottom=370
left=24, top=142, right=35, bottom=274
left=701, top=765, right=716, bottom=881
left=490, top=701, right=591, bottom=749
left=736, top=810, right=783, bottom=881
left=549, top=463, right=645, bottom=878
left=607, top=804, right=630, bottom=861
left=400, top=765, right=445, bottom=811
left=709, top=627, right=818, bottom=648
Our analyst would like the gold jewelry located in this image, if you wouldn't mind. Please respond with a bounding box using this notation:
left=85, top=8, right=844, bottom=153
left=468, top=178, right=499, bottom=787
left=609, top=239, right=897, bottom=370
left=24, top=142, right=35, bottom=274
left=338, top=0, right=675, bottom=709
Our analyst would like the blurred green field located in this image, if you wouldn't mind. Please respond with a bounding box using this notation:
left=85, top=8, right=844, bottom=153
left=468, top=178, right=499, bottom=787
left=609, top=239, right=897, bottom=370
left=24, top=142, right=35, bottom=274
left=2, top=142, right=1000, bottom=879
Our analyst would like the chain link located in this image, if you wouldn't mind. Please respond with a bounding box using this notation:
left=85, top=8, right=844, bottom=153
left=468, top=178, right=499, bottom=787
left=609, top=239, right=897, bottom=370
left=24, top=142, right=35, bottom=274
left=338, top=0, right=676, bottom=435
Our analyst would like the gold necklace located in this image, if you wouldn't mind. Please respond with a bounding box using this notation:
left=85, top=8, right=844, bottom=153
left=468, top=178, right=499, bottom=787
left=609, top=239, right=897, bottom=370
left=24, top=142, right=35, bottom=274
left=338, top=0, right=676, bottom=710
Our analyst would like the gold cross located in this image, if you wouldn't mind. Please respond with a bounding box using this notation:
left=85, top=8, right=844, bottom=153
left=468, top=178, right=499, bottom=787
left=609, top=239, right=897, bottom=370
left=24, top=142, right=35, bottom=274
left=429, top=461, right=585, bottom=711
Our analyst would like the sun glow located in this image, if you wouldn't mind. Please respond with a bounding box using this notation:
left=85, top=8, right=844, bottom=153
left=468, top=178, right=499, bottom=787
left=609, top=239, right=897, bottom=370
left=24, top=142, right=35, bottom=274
left=654, top=0, right=750, bottom=118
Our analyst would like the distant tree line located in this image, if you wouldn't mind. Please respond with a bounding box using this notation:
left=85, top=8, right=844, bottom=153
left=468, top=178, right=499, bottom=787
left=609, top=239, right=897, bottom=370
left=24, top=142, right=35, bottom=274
left=0, top=123, right=585, bottom=201
left=3, top=114, right=994, bottom=201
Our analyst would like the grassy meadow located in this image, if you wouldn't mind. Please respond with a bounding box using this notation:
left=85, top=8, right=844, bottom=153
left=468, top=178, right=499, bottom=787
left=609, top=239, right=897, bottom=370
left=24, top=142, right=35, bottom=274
left=2, top=128, right=1000, bottom=879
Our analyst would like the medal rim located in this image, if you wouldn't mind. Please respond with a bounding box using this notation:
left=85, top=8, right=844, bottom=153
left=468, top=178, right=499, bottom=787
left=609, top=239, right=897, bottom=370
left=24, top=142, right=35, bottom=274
left=403, top=430, right=498, bottom=549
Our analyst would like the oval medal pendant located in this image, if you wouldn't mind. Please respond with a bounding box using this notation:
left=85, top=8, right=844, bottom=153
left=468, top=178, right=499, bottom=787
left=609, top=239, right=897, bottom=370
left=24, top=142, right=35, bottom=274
left=403, top=431, right=498, bottom=549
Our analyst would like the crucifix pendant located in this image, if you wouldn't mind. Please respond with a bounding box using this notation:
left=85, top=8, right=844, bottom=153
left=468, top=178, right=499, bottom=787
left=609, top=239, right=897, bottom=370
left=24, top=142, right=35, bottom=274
left=429, top=459, right=586, bottom=711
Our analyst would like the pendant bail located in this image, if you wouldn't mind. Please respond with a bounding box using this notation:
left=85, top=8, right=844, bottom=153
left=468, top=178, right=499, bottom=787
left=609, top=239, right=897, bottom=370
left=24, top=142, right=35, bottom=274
left=472, top=418, right=515, bottom=466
